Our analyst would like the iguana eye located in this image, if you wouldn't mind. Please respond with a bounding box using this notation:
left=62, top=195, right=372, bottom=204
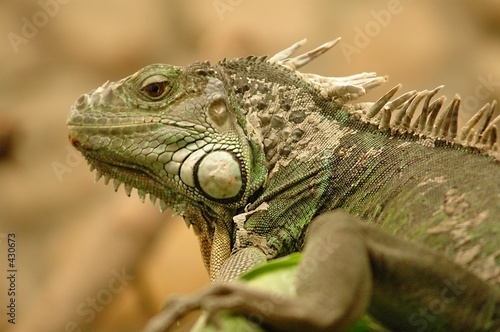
left=141, top=81, right=168, bottom=98
left=140, top=75, right=171, bottom=99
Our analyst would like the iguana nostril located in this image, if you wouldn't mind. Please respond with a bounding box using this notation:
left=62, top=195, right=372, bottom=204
left=69, top=136, right=81, bottom=148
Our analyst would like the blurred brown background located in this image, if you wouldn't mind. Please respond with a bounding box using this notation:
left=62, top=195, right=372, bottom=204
left=0, top=1, right=499, bottom=331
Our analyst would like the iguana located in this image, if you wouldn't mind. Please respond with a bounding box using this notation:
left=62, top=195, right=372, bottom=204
left=67, top=38, right=499, bottom=331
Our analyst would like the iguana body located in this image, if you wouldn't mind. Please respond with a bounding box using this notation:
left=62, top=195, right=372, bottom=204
left=67, top=39, right=499, bottom=331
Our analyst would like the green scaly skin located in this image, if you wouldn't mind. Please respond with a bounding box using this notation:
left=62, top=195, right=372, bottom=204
left=67, top=39, right=499, bottom=331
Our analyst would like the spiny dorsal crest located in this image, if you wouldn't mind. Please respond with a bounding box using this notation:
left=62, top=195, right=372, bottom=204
left=268, top=39, right=500, bottom=162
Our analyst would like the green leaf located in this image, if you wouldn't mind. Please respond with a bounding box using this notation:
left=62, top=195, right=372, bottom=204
left=192, top=253, right=388, bottom=332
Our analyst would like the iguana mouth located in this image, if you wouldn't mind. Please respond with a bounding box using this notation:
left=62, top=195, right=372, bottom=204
left=72, top=138, right=173, bottom=212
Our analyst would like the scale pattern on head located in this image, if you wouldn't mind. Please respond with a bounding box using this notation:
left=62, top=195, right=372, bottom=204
left=67, top=62, right=267, bottom=218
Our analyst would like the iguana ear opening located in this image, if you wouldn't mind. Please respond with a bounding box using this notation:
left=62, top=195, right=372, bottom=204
left=207, top=97, right=233, bottom=133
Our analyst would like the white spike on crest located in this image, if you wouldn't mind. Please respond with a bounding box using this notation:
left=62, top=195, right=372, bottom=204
left=269, top=38, right=341, bottom=70
left=460, top=102, right=491, bottom=142
left=268, top=39, right=307, bottom=63
left=366, top=84, right=403, bottom=119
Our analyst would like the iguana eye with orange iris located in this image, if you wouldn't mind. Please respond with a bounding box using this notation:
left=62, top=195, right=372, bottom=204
left=141, top=81, right=168, bottom=98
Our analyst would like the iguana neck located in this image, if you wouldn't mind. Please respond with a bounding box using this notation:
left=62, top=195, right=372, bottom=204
left=235, top=98, right=499, bottom=262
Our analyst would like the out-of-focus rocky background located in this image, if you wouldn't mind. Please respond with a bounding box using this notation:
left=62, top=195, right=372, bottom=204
left=0, top=1, right=499, bottom=331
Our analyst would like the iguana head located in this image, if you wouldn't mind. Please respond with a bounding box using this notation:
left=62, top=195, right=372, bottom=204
left=67, top=62, right=268, bottom=215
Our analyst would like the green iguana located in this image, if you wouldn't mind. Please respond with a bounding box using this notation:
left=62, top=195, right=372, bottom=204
left=67, top=38, right=499, bottom=331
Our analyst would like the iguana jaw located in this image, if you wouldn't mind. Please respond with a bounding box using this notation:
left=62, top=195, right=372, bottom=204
left=68, top=133, right=173, bottom=210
